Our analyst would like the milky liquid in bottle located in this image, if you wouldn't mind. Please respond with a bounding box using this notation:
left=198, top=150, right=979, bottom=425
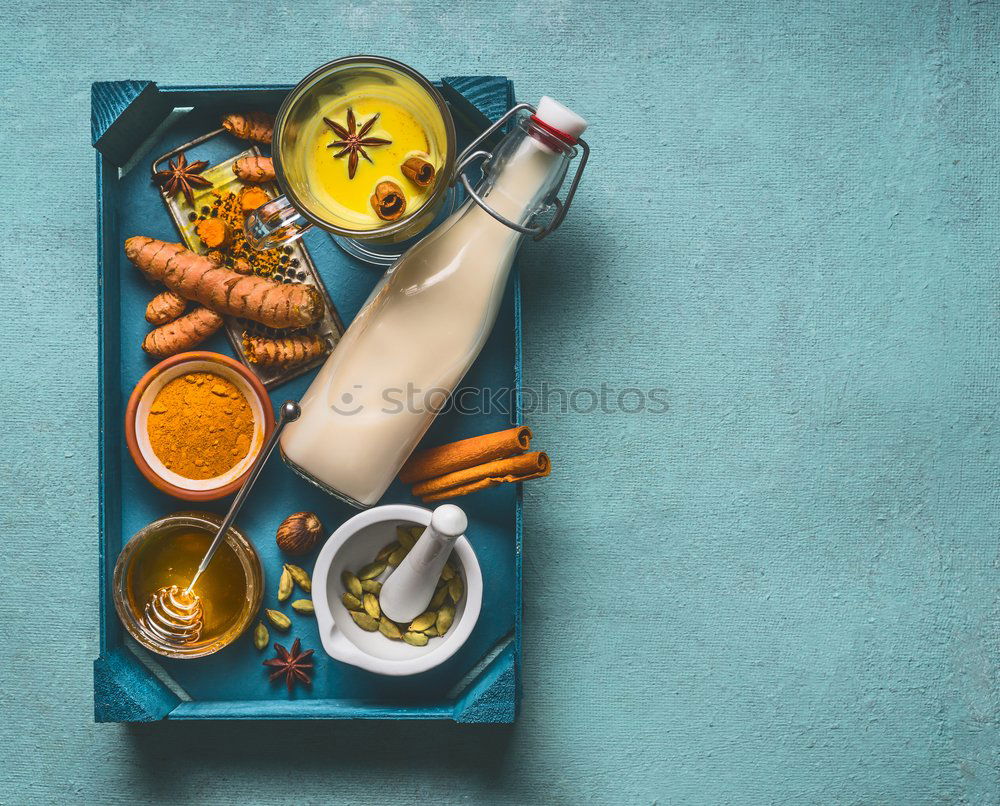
left=281, top=98, right=587, bottom=506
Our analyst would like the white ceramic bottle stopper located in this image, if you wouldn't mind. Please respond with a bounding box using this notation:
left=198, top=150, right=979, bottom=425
left=534, top=95, right=588, bottom=140
left=379, top=505, right=468, bottom=623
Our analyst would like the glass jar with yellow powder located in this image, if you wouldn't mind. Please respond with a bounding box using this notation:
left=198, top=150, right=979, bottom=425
left=244, top=56, right=457, bottom=266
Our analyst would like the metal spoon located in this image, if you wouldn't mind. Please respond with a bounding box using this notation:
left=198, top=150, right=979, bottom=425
left=184, top=400, right=300, bottom=593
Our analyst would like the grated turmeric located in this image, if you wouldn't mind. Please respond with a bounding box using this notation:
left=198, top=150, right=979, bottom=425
left=195, top=217, right=230, bottom=249
left=232, top=258, right=253, bottom=275
left=147, top=371, right=255, bottom=479
left=203, top=189, right=284, bottom=278
left=237, top=186, right=270, bottom=212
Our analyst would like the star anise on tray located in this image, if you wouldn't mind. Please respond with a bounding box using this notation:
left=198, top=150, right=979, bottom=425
left=153, top=152, right=212, bottom=207
left=263, top=638, right=314, bottom=692
left=323, top=108, right=392, bottom=179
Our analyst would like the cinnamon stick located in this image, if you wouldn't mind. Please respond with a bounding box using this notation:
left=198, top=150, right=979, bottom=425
left=414, top=452, right=551, bottom=502
left=399, top=426, right=532, bottom=484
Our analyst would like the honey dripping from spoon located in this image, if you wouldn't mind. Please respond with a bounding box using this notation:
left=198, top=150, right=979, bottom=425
left=138, top=402, right=301, bottom=649
left=143, top=585, right=204, bottom=644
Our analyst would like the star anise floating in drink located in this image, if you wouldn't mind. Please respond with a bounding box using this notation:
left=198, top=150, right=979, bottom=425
left=152, top=152, right=212, bottom=207
left=263, top=638, right=314, bottom=692
left=324, top=108, right=392, bottom=179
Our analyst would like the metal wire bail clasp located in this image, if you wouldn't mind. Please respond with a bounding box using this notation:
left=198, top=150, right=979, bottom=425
left=451, top=102, right=590, bottom=240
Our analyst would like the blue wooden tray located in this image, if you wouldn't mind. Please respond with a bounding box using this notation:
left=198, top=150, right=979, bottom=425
left=93, top=77, right=522, bottom=722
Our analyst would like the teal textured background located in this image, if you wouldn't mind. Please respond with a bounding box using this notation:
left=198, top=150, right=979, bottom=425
left=1, top=0, right=997, bottom=803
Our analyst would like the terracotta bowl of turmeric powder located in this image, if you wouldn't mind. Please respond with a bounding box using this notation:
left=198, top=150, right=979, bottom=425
left=125, top=351, right=275, bottom=501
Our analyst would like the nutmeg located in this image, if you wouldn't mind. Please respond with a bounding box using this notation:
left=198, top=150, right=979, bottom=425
left=276, top=512, right=323, bottom=555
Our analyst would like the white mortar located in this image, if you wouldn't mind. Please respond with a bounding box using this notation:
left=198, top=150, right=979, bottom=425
left=311, top=504, right=483, bottom=676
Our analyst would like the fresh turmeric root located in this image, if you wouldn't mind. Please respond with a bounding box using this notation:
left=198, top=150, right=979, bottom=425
left=125, top=237, right=323, bottom=329
left=195, top=217, right=231, bottom=249
left=221, top=111, right=274, bottom=144
left=233, top=156, right=275, bottom=184
left=145, top=290, right=187, bottom=325
left=243, top=332, right=330, bottom=368
left=142, top=307, right=223, bottom=358
left=237, top=186, right=270, bottom=212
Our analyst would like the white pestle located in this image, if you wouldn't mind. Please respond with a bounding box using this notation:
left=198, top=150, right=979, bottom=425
left=379, top=505, right=468, bottom=623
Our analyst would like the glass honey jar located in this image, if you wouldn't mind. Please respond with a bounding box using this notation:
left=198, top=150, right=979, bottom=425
left=113, top=511, right=263, bottom=659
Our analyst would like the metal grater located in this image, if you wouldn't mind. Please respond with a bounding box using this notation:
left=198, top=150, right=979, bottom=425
left=151, top=131, right=344, bottom=388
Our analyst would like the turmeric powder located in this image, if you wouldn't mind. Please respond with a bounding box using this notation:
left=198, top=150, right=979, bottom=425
left=142, top=307, right=223, bottom=358
left=221, top=111, right=274, bottom=144
left=147, top=371, right=255, bottom=479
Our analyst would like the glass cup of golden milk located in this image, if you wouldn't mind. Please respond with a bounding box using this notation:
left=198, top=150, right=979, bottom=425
left=245, top=56, right=457, bottom=264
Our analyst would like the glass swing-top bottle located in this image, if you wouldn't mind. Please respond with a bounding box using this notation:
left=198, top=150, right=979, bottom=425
left=280, top=97, right=589, bottom=507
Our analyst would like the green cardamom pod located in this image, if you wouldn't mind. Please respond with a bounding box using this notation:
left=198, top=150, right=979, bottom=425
left=350, top=611, right=378, bottom=631
left=363, top=592, right=381, bottom=620
left=284, top=563, right=311, bottom=592
left=423, top=625, right=438, bottom=637
left=379, top=619, right=402, bottom=639
left=341, top=592, right=362, bottom=611
left=253, top=620, right=269, bottom=650
left=341, top=570, right=362, bottom=598
left=376, top=542, right=398, bottom=562
left=396, top=525, right=416, bottom=549
left=448, top=575, right=464, bottom=604
left=265, top=608, right=291, bottom=631
left=387, top=546, right=408, bottom=567
left=409, top=525, right=425, bottom=542
left=360, top=579, right=382, bottom=594
left=408, top=611, right=437, bottom=632
left=277, top=566, right=293, bottom=602
left=291, top=599, right=314, bottom=614
left=440, top=562, right=455, bottom=582
left=429, top=585, right=449, bottom=609
left=403, top=631, right=429, bottom=647
left=436, top=604, right=455, bottom=635
left=358, top=561, right=387, bottom=580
